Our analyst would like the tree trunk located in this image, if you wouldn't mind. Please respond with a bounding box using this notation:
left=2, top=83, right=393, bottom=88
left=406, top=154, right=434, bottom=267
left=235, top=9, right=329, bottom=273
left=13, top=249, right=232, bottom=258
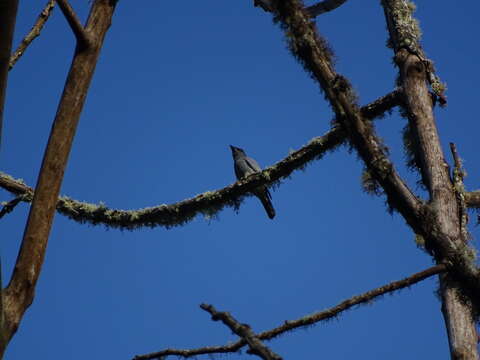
left=0, top=0, right=117, bottom=357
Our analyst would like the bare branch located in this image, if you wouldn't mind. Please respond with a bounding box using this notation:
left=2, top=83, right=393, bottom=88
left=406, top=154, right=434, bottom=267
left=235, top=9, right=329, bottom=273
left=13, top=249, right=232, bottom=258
left=133, top=265, right=446, bottom=360
left=9, top=0, right=55, bottom=70
left=56, top=0, right=92, bottom=48
left=200, top=304, right=282, bottom=360
left=0, top=0, right=19, bottom=150
left=0, top=195, right=25, bottom=219
left=305, top=0, right=348, bottom=17
left=0, top=0, right=117, bottom=355
left=0, top=0, right=19, bottom=350
left=0, top=90, right=403, bottom=230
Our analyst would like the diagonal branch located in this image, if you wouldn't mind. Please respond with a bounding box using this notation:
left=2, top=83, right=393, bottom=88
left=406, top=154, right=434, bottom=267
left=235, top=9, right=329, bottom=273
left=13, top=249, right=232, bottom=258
left=270, top=1, right=423, bottom=227
left=269, top=0, right=480, bottom=311
left=133, top=264, right=446, bottom=360
left=0, top=195, right=25, bottom=219
left=9, top=0, right=55, bottom=70
left=0, top=90, right=403, bottom=230
left=0, top=0, right=117, bottom=356
left=200, top=304, right=282, bottom=360
left=56, top=0, right=92, bottom=48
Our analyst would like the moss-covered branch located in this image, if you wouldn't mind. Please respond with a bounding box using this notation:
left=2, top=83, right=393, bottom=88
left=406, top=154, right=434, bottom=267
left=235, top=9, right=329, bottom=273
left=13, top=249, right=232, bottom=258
left=382, top=1, right=478, bottom=357
left=465, top=191, right=480, bottom=209
left=0, top=90, right=401, bottom=230
left=269, top=0, right=423, bottom=227
left=133, top=264, right=446, bottom=360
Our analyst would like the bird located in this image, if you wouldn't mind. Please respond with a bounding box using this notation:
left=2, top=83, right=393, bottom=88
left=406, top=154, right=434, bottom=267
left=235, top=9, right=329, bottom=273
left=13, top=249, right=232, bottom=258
left=230, top=145, right=275, bottom=219
left=253, top=0, right=274, bottom=12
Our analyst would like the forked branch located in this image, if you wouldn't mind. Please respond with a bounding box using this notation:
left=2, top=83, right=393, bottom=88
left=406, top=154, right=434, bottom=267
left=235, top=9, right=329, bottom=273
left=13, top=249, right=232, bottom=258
left=200, top=304, right=282, bottom=360
left=0, top=0, right=117, bottom=356
left=269, top=1, right=423, bottom=227
left=56, top=0, right=92, bottom=48
left=133, top=264, right=446, bottom=360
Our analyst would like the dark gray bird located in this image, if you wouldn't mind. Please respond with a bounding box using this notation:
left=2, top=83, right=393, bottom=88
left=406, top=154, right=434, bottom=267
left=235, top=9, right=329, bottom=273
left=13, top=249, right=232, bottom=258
left=230, top=145, right=275, bottom=219
left=254, top=0, right=274, bottom=12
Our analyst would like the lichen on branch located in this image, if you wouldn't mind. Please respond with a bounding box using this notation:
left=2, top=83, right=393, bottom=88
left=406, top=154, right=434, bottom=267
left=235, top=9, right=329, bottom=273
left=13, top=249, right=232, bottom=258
left=0, top=90, right=401, bottom=230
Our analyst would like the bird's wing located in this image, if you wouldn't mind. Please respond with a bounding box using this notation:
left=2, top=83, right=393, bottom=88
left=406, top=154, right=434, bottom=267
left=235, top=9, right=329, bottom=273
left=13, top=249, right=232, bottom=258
left=244, top=156, right=262, bottom=172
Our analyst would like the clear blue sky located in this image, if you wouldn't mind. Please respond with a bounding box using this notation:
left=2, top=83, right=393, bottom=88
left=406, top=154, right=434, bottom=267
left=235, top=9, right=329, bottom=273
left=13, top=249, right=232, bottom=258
left=2, top=1, right=479, bottom=359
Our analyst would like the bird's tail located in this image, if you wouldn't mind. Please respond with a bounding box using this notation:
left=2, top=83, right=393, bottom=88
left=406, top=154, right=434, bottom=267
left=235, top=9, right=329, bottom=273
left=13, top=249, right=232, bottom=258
left=256, top=187, right=275, bottom=219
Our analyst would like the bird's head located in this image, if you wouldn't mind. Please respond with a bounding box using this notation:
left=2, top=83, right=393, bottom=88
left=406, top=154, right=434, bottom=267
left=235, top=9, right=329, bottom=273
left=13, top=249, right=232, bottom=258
left=229, top=145, right=246, bottom=158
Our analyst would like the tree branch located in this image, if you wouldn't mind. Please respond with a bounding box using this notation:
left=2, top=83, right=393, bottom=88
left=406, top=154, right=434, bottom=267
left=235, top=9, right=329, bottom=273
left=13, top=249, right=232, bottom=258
left=0, top=90, right=403, bottom=230
left=9, top=0, right=55, bottom=70
left=449, top=143, right=468, bottom=241
left=0, top=0, right=19, bottom=351
left=56, top=0, right=92, bottom=48
left=305, top=0, right=348, bottom=17
left=465, top=191, right=480, bottom=209
left=200, top=304, right=282, bottom=360
left=269, top=0, right=424, bottom=229
left=0, top=0, right=117, bottom=355
left=0, top=0, right=19, bottom=149
left=133, top=264, right=446, bottom=360
left=381, top=1, right=478, bottom=357
left=0, top=195, right=25, bottom=219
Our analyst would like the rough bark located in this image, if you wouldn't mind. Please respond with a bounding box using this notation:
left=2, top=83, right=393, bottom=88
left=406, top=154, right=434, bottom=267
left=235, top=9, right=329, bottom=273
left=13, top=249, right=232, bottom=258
left=56, top=0, right=93, bottom=48
left=381, top=1, right=478, bottom=358
left=0, top=0, right=19, bottom=354
left=440, top=275, right=479, bottom=360
left=0, top=0, right=19, bottom=148
left=0, top=0, right=117, bottom=357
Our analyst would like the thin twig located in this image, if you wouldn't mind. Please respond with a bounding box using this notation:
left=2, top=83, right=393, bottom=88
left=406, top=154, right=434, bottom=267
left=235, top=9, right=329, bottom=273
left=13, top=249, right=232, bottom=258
left=0, top=90, right=403, bottom=230
left=449, top=142, right=468, bottom=241
left=0, top=195, right=26, bottom=219
left=56, top=0, right=91, bottom=48
left=9, top=0, right=55, bottom=70
left=200, top=304, right=282, bottom=360
left=133, top=264, right=446, bottom=360
left=305, top=0, right=348, bottom=17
